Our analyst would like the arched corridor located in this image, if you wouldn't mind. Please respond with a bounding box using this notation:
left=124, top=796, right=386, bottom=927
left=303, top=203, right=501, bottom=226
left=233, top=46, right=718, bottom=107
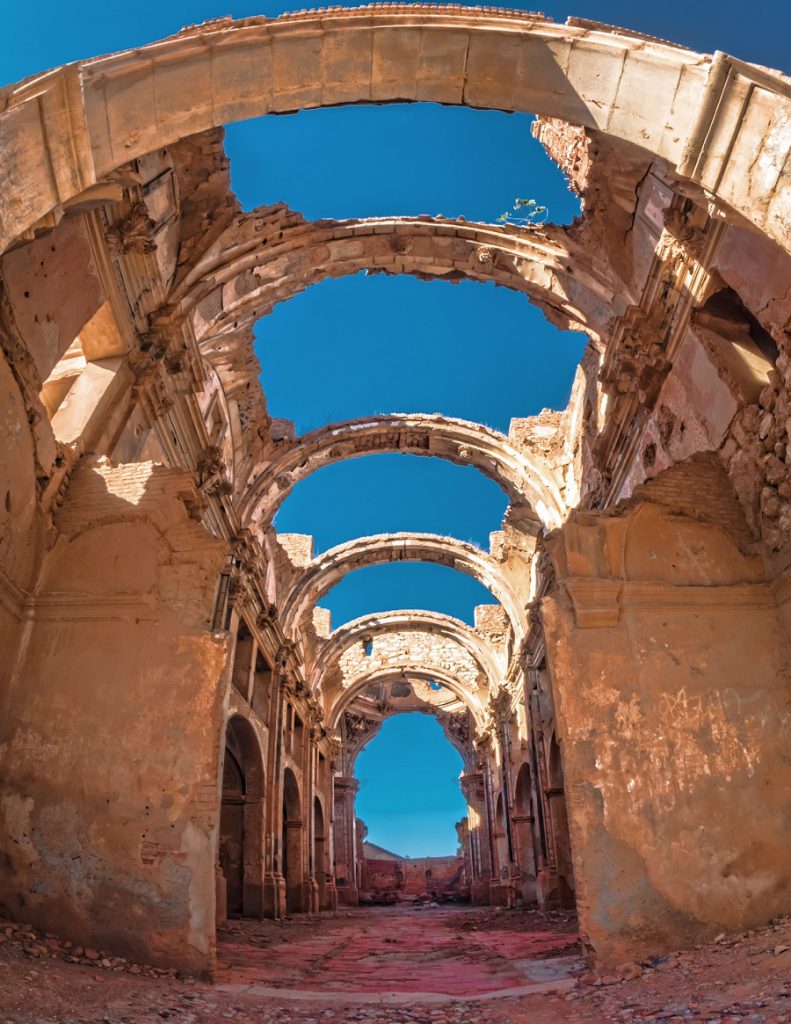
left=0, top=4, right=789, bottom=1022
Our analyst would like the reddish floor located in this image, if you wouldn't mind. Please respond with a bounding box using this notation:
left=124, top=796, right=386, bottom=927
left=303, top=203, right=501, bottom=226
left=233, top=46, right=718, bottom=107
left=216, top=904, right=581, bottom=999
left=1, top=904, right=789, bottom=1023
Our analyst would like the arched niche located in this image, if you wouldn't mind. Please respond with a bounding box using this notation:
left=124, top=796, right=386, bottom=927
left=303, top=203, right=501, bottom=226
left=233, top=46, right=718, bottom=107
left=220, top=714, right=265, bottom=918
left=282, top=767, right=304, bottom=914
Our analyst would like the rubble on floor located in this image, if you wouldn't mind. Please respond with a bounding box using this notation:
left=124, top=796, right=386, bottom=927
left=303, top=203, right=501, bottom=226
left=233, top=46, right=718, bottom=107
left=568, top=913, right=791, bottom=1023
left=0, top=907, right=788, bottom=1024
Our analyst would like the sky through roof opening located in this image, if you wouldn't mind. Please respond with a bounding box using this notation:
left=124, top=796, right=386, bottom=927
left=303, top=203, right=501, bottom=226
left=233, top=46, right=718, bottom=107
left=226, top=104, right=582, bottom=224
left=315, top=561, right=497, bottom=630
left=274, top=454, right=508, bottom=552
left=255, top=274, right=587, bottom=434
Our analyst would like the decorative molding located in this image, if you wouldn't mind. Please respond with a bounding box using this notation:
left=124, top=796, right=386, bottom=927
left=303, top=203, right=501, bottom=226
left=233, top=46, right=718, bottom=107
left=565, top=576, right=775, bottom=628
left=564, top=578, right=622, bottom=628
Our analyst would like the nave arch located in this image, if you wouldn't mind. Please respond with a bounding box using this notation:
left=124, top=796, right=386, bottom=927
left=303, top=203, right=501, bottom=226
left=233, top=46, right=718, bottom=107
left=1, top=1, right=790, bottom=984
left=280, top=532, right=526, bottom=639
left=173, top=213, right=629, bottom=347
left=311, top=608, right=503, bottom=696
left=2, top=7, right=789, bottom=252
left=328, top=667, right=486, bottom=733
left=242, top=414, right=565, bottom=531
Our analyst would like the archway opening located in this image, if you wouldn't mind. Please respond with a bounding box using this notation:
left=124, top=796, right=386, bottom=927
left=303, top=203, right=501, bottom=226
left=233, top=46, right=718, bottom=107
left=547, top=734, right=575, bottom=905
left=254, top=274, right=587, bottom=434
left=513, top=763, right=539, bottom=903
left=282, top=767, right=303, bottom=915
left=275, top=453, right=508, bottom=552
left=219, top=716, right=265, bottom=920
left=314, top=560, right=498, bottom=630
left=314, top=796, right=328, bottom=911
left=354, top=712, right=467, bottom=902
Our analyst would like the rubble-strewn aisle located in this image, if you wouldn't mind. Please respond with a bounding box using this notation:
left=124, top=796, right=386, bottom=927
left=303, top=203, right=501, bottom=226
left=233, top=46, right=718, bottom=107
left=0, top=906, right=788, bottom=1023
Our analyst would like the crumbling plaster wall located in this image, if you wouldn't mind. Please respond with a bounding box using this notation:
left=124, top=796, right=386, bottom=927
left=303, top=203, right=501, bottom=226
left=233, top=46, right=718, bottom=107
left=541, top=459, right=791, bottom=966
left=0, top=458, right=231, bottom=974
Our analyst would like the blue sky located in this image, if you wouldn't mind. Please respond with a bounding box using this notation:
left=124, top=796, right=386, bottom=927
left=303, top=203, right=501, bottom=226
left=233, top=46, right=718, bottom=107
left=5, top=1, right=786, bottom=856
left=355, top=714, right=467, bottom=858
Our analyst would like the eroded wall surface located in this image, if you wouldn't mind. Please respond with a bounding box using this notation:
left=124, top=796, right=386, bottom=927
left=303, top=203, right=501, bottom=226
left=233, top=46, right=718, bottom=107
left=0, top=459, right=229, bottom=972
left=542, top=462, right=791, bottom=965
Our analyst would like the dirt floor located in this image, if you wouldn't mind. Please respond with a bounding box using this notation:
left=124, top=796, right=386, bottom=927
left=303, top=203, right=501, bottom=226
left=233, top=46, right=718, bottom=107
left=0, top=904, right=788, bottom=1023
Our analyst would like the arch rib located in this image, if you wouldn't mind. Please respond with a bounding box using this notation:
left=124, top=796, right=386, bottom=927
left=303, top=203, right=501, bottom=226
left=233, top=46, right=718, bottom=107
left=2, top=7, right=789, bottom=253
left=312, top=609, right=503, bottom=694
left=243, top=415, right=564, bottom=532
left=282, top=532, right=524, bottom=639
left=174, top=213, right=628, bottom=345
left=328, top=667, right=485, bottom=731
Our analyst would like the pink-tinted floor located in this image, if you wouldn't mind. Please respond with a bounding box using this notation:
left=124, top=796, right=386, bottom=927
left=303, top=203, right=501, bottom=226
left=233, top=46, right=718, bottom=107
left=216, top=904, right=581, bottom=1001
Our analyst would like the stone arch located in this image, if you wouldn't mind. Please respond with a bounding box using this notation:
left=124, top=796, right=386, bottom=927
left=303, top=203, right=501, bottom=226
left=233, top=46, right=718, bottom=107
left=340, top=679, right=473, bottom=774
left=513, top=762, right=539, bottom=902
left=330, top=625, right=486, bottom=702
left=242, top=415, right=565, bottom=531
left=283, top=532, right=525, bottom=639
left=175, top=214, right=627, bottom=347
left=219, top=714, right=265, bottom=917
left=328, top=667, right=485, bottom=733
left=313, top=795, right=329, bottom=910
left=3, top=9, right=789, bottom=253
left=494, top=790, right=510, bottom=877
left=282, top=766, right=303, bottom=914
left=546, top=731, right=574, bottom=901
left=312, top=609, right=502, bottom=696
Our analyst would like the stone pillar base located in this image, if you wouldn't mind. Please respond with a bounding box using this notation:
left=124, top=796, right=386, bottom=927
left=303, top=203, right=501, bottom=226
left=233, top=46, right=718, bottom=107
left=215, top=870, right=228, bottom=927
left=323, top=883, right=338, bottom=911
left=336, top=883, right=359, bottom=906
left=536, top=868, right=574, bottom=909
left=263, top=873, right=286, bottom=919
left=489, top=879, right=517, bottom=907
left=470, top=879, right=491, bottom=904
left=519, top=875, right=539, bottom=904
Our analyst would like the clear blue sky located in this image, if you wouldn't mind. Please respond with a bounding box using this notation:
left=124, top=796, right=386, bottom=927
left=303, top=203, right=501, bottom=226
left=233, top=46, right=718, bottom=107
left=5, top=1, right=785, bottom=856
left=355, top=714, right=467, bottom=858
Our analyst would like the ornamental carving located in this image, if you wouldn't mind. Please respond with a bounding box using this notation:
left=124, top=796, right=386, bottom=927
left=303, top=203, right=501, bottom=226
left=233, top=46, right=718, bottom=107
left=197, top=445, right=232, bottom=497
left=106, top=202, right=158, bottom=257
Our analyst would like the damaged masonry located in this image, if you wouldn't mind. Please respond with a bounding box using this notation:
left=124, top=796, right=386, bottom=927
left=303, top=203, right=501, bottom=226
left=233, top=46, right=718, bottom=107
left=0, top=5, right=790, bottom=1022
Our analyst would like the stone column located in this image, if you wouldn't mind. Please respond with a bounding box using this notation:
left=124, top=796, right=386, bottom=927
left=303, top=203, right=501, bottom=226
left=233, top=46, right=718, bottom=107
left=262, top=674, right=287, bottom=919
left=305, top=724, right=319, bottom=914
left=332, top=775, right=359, bottom=905
left=460, top=771, right=492, bottom=904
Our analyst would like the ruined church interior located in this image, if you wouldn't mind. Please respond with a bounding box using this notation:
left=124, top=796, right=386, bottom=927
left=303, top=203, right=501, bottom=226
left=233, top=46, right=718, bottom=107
left=0, top=4, right=790, bottom=1022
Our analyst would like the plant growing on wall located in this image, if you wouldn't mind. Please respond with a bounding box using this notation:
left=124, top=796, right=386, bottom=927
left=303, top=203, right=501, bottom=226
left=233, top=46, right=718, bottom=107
left=497, top=198, right=548, bottom=226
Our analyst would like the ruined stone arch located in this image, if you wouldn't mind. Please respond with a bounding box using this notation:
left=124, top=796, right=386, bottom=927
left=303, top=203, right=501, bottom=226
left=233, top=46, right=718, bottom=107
left=174, top=213, right=629, bottom=348
left=281, top=532, right=525, bottom=639
left=2, top=8, right=789, bottom=253
left=311, top=609, right=502, bottom=695
left=328, top=667, right=485, bottom=732
left=343, top=699, right=474, bottom=774
left=242, top=414, right=565, bottom=532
